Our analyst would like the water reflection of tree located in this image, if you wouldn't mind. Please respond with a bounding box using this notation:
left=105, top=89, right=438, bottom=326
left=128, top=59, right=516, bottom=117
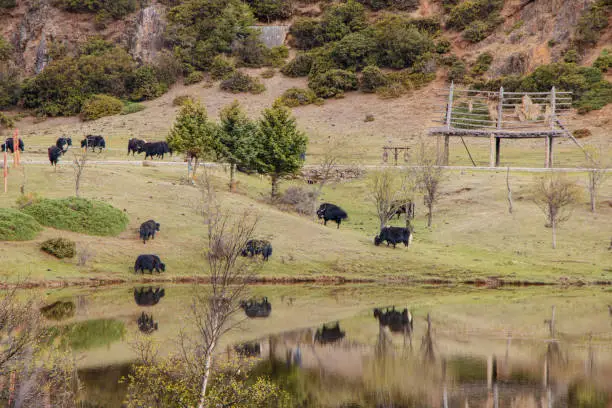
left=421, top=314, right=435, bottom=364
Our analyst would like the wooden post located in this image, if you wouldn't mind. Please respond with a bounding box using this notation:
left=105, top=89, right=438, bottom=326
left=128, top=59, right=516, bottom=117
left=3, top=150, right=7, bottom=193
left=489, top=134, right=495, bottom=167
left=446, top=82, right=454, bottom=129
left=497, top=87, right=504, bottom=130
left=443, top=135, right=450, bottom=165
left=487, top=355, right=493, bottom=389
left=495, top=137, right=500, bottom=167
left=12, top=129, right=19, bottom=168
left=545, top=136, right=550, bottom=168
left=548, top=135, right=554, bottom=168
left=550, top=87, right=556, bottom=130
left=393, top=148, right=398, bottom=166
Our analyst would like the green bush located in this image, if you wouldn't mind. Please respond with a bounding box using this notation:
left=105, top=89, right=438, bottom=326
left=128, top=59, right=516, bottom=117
left=49, top=319, right=125, bottom=351
left=173, top=95, right=194, bottom=106
left=373, top=15, right=435, bottom=69
left=121, top=102, right=145, bottom=115
left=246, top=0, right=292, bottom=22
left=376, top=82, right=405, bottom=98
left=0, top=35, right=11, bottom=61
left=573, top=128, right=592, bottom=139
left=277, top=87, right=319, bottom=107
left=446, top=0, right=503, bottom=31
left=232, top=32, right=269, bottom=67
left=593, top=49, right=612, bottom=72
left=574, top=1, right=610, bottom=50
left=0, top=112, right=15, bottom=129
left=448, top=60, right=467, bottom=82
left=357, top=0, right=418, bottom=11
left=308, top=69, right=358, bottom=98
left=184, top=71, right=205, bottom=85
left=0, top=0, right=17, bottom=8
left=81, top=94, right=123, bottom=120
left=220, top=71, right=266, bottom=94
left=360, top=65, right=389, bottom=92
left=435, top=38, right=452, bottom=54
left=261, top=68, right=276, bottom=78
left=265, top=45, right=289, bottom=67
left=563, top=49, right=580, bottom=63
left=0, top=208, right=42, bottom=241
left=56, top=0, right=136, bottom=19
left=289, top=18, right=323, bottom=49
left=41, top=238, right=76, bottom=259
left=331, top=31, right=377, bottom=70
left=40, top=301, right=76, bottom=321
left=210, top=56, right=236, bottom=80
left=462, top=20, right=490, bottom=43
left=22, top=197, right=129, bottom=237
left=129, top=66, right=168, bottom=101
left=471, top=52, right=493, bottom=76
left=281, top=54, right=313, bottom=77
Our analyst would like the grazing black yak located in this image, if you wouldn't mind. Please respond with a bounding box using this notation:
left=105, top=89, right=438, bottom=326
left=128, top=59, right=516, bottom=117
left=1, top=138, right=24, bottom=153
left=240, top=297, right=272, bottom=318
left=373, top=307, right=413, bottom=333
left=56, top=137, right=72, bottom=153
left=81, top=135, right=106, bottom=152
left=141, top=141, right=172, bottom=159
left=241, top=239, right=272, bottom=261
left=317, top=203, right=348, bottom=228
left=134, top=254, right=165, bottom=273
left=137, top=312, right=158, bottom=334
left=48, top=146, right=63, bottom=167
left=315, top=322, right=345, bottom=344
left=374, top=227, right=412, bottom=248
left=139, top=219, right=160, bottom=244
left=128, top=138, right=147, bottom=156
left=133, top=287, right=165, bottom=306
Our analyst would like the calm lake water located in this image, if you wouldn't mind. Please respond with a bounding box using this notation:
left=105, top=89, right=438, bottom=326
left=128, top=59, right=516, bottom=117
left=38, top=284, right=612, bottom=407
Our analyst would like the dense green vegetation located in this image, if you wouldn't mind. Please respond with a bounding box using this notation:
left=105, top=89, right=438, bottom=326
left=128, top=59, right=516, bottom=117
left=446, top=0, right=504, bottom=43
left=81, top=94, right=124, bottom=120
left=0, top=208, right=42, bottom=241
left=22, top=197, right=129, bottom=236
left=41, top=238, right=77, bottom=259
left=40, top=300, right=77, bottom=321
left=472, top=61, right=612, bottom=113
left=56, top=0, right=136, bottom=24
left=573, top=0, right=610, bottom=52
left=276, top=87, right=321, bottom=107
left=20, top=39, right=180, bottom=117
left=0, top=35, right=19, bottom=109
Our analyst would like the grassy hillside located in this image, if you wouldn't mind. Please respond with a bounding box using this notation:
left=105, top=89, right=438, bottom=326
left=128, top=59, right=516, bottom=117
left=0, top=158, right=609, bottom=285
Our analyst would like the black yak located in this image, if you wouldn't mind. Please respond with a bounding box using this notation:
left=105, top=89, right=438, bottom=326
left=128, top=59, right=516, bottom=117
left=128, top=138, right=147, bottom=156
left=241, top=239, right=272, bottom=261
left=317, top=203, right=348, bottom=229
left=134, top=254, right=165, bottom=273
left=1, top=138, right=24, bottom=153
left=374, top=227, right=412, bottom=248
left=240, top=297, right=272, bottom=318
left=81, top=135, right=106, bottom=152
left=373, top=307, right=413, bottom=333
left=315, top=322, right=345, bottom=344
left=142, top=141, right=172, bottom=160
left=139, top=219, right=160, bottom=244
left=48, top=146, right=62, bottom=167
left=56, top=137, right=72, bottom=153
left=133, top=287, right=165, bottom=306
left=137, top=312, right=158, bottom=334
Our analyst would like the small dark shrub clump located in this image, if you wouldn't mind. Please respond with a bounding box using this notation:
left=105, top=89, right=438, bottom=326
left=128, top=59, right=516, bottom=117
left=573, top=128, right=592, bottom=139
left=81, top=94, right=123, bottom=121
left=277, top=87, right=319, bottom=107
left=360, top=65, right=389, bottom=92
left=173, top=95, right=194, bottom=106
left=220, top=71, right=266, bottom=94
left=41, top=238, right=77, bottom=259
left=40, top=301, right=76, bottom=321
left=309, top=69, right=359, bottom=98
left=184, top=71, right=205, bottom=85
left=279, top=186, right=318, bottom=215
left=281, top=54, right=313, bottom=77
left=210, top=56, right=236, bottom=80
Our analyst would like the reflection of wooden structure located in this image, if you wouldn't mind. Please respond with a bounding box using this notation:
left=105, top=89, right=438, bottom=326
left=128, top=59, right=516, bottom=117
left=429, top=84, right=573, bottom=168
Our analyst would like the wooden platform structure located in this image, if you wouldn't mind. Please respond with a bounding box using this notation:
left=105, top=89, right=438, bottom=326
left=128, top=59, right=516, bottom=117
left=428, top=84, right=572, bottom=168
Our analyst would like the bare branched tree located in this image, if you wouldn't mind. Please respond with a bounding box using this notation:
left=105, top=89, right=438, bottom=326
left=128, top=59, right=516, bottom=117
left=506, top=167, right=513, bottom=214
left=533, top=174, right=581, bottom=249
left=412, top=141, right=444, bottom=228
left=584, top=145, right=609, bottom=213
left=368, top=170, right=403, bottom=230
left=72, top=148, right=88, bottom=198
left=183, top=167, right=259, bottom=408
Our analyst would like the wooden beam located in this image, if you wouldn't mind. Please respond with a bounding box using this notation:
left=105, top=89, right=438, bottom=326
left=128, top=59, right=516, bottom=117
left=443, top=135, right=450, bottom=165
left=545, top=136, right=550, bottom=168
left=495, top=137, right=501, bottom=167
left=445, top=82, right=454, bottom=129
left=548, top=135, right=554, bottom=168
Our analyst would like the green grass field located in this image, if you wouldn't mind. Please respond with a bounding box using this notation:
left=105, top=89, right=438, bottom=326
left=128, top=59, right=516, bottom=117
left=0, top=160, right=609, bottom=285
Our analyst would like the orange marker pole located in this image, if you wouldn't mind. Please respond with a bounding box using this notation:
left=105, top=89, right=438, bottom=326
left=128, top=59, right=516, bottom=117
left=12, top=129, right=19, bottom=167
left=3, top=148, right=7, bottom=193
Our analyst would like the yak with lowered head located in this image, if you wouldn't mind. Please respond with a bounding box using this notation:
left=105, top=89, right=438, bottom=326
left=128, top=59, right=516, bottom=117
left=134, top=254, right=165, bottom=274
left=374, top=226, right=412, bottom=248
left=317, top=203, right=348, bottom=229
left=48, top=146, right=63, bottom=167
left=128, top=138, right=147, bottom=156
left=56, top=137, right=72, bottom=153
left=81, top=135, right=106, bottom=152
left=241, top=239, right=272, bottom=261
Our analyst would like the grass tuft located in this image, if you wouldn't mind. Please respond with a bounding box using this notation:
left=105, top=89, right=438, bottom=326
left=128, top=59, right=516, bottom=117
left=0, top=208, right=43, bottom=241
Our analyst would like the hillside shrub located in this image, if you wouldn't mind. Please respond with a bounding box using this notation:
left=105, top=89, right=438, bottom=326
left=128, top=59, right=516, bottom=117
left=81, top=94, right=123, bottom=121
left=281, top=54, right=313, bottom=77
left=22, top=197, right=129, bottom=237
left=563, top=49, right=580, bottom=63
left=129, top=66, right=168, bottom=101
left=232, top=33, right=269, bottom=67
left=278, top=186, right=317, bottom=215
left=289, top=18, right=323, bottom=50
left=210, top=56, right=236, bottom=80
left=0, top=208, right=42, bottom=241
left=357, top=0, right=418, bottom=11
left=373, top=15, right=435, bottom=69
left=165, top=0, right=255, bottom=72
left=261, top=68, right=276, bottom=78
left=246, top=0, right=293, bottom=22
left=220, top=71, right=265, bottom=94
left=448, top=60, right=467, bottom=82
left=0, top=112, right=15, bottom=129
left=435, top=38, right=452, bottom=54
left=471, top=52, right=493, bottom=76
left=184, top=71, right=205, bottom=85
left=49, top=319, right=125, bottom=351
left=121, top=102, right=145, bottom=115
left=330, top=31, right=377, bottom=70
left=0, top=0, right=16, bottom=8
left=593, top=49, right=612, bottom=72
left=0, top=36, right=19, bottom=108
left=173, top=95, right=194, bottom=106
left=40, top=301, right=76, bottom=321
left=265, top=45, right=289, bottom=67
left=41, top=238, right=76, bottom=259
left=574, top=0, right=610, bottom=50
left=56, top=0, right=136, bottom=20
left=360, top=65, right=389, bottom=92
left=462, top=20, right=490, bottom=43
left=308, top=69, right=358, bottom=98
left=0, top=35, right=11, bottom=61
left=446, top=0, right=504, bottom=31
left=573, top=128, right=592, bottom=139
left=376, top=82, right=405, bottom=99
left=277, top=87, right=319, bottom=107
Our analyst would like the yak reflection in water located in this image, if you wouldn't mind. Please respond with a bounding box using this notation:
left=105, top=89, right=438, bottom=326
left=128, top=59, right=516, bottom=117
left=315, top=322, right=345, bottom=345
left=133, top=287, right=165, bottom=306
left=137, top=312, right=158, bottom=334
left=240, top=297, right=272, bottom=318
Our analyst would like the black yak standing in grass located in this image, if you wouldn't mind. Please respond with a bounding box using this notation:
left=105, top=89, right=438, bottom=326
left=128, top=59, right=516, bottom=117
left=317, top=203, right=348, bottom=229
